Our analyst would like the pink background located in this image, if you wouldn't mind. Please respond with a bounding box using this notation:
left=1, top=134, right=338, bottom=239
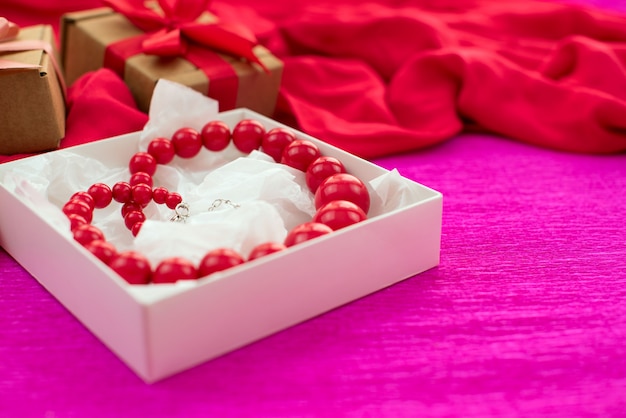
left=2, top=0, right=626, bottom=416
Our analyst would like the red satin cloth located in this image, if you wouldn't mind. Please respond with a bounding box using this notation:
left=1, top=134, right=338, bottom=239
left=273, top=2, right=626, bottom=157
left=1, top=0, right=625, bottom=162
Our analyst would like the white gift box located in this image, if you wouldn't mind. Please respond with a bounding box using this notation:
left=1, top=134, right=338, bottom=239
left=0, top=84, right=442, bottom=383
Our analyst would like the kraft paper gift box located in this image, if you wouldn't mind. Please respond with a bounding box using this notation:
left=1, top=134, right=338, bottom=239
left=60, top=7, right=283, bottom=114
left=0, top=24, right=66, bottom=155
left=0, top=81, right=442, bottom=382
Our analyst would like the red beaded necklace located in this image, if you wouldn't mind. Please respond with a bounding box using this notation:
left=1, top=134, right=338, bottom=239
left=62, top=119, right=371, bottom=285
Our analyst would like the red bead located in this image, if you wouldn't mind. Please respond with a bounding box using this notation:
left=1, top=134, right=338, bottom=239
left=248, top=242, right=287, bottom=261
left=165, top=192, right=183, bottom=209
left=261, top=127, right=296, bottom=162
left=147, top=137, right=175, bottom=164
left=121, top=201, right=143, bottom=218
left=171, top=127, right=202, bottom=158
left=201, top=120, right=231, bottom=151
left=131, top=183, right=152, bottom=206
left=198, top=248, right=245, bottom=277
left=284, top=222, right=333, bottom=247
left=129, top=152, right=157, bottom=176
left=84, top=240, right=117, bottom=264
left=131, top=222, right=143, bottom=237
left=281, top=140, right=321, bottom=172
left=67, top=213, right=88, bottom=231
left=152, top=186, right=169, bottom=204
left=153, top=257, right=198, bottom=283
left=112, top=182, right=132, bottom=203
left=232, top=119, right=264, bottom=153
left=124, top=210, right=146, bottom=230
left=73, top=224, right=105, bottom=245
left=315, top=173, right=370, bottom=214
left=62, top=200, right=93, bottom=223
left=313, top=200, right=367, bottom=230
left=70, top=192, right=95, bottom=211
left=306, top=156, right=346, bottom=192
left=129, top=171, right=153, bottom=187
left=87, top=183, right=113, bottom=209
left=108, top=251, right=152, bottom=285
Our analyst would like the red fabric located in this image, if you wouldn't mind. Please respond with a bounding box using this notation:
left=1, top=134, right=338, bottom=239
left=266, top=1, right=626, bottom=157
left=1, top=0, right=625, bottom=162
left=62, top=69, right=148, bottom=146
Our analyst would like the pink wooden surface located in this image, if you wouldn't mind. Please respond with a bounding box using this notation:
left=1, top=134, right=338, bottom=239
left=2, top=132, right=625, bottom=416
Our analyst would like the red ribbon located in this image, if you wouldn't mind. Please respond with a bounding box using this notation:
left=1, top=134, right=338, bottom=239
left=104, top=0, right=266, bottom=67
left=102, top=0, right=268, bottom=110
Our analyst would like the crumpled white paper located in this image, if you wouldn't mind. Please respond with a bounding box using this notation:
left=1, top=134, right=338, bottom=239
left=140, top=79, right=220, bottom=145
left=3, top=79, right=425, bottom=299
left=133, top=149, right=316, bottom=266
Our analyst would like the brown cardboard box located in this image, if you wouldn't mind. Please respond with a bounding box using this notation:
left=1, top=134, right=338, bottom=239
left=0, top=25, right=66, bottom=155
left=61, top=8, right=283, bottom=115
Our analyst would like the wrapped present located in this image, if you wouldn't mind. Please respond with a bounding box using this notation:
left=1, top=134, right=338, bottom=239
left=0, top=19, right=66, bottom=155
left=60, top=1, right=283, bottom=115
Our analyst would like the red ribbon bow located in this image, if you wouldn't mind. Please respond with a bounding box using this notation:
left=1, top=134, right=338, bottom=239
left=102, top=0, right=267, bottom=71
